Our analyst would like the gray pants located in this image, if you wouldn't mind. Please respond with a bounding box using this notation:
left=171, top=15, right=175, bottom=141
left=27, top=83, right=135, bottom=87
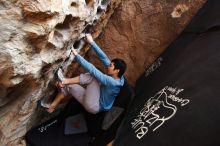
left=61, top=73, right=100, bottom=114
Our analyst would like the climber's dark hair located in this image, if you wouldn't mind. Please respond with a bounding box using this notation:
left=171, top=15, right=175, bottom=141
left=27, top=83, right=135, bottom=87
left=111, top=58, right=127, bottom=78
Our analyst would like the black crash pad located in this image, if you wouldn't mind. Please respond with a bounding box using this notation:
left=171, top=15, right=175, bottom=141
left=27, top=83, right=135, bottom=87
left=114, top=1, right=220, bottom=146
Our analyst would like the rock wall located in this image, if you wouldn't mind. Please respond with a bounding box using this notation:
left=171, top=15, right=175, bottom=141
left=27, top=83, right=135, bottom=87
left=87, top=0, right=206, bottom=85
left=0, top=0, right=121, bottom=145
left=0, top=0, right=206, bottom=145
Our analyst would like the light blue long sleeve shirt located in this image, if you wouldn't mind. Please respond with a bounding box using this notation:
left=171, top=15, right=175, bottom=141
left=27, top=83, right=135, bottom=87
left=75, top=41, right=124, bottom=111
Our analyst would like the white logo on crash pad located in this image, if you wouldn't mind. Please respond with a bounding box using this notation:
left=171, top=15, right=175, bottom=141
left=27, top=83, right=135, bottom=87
left=131, top=86, right=190, bottom=139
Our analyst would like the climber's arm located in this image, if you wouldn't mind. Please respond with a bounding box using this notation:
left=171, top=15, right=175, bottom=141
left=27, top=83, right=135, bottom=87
left=86, top=34, right=111, bottom=67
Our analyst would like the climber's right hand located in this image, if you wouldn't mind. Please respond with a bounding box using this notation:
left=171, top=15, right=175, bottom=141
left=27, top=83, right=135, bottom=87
left=71, top=46, right=78, bottom=55
left=57, top=81, right=65, bottom=88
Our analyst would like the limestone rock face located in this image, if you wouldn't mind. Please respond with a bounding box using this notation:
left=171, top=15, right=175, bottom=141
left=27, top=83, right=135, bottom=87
left=0, top=0, right=121, bottom=145
left=88, top=0, right=206, bottom=85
